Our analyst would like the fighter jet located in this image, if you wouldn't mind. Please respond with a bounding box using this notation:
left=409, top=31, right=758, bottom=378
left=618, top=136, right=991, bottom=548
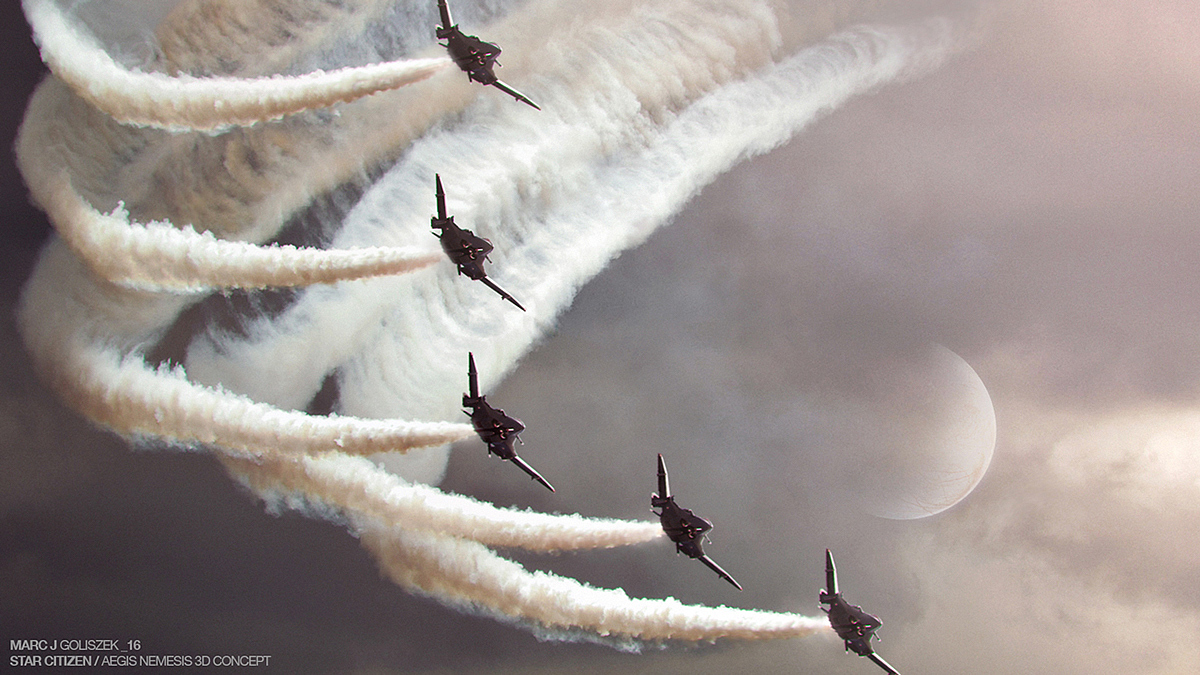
left=650, top=453, right=742, bottom=590
left=819, top=549, right=901, bottom=675
left=462, top=352, right=554, bottom=491
left=435, top=0, right=541, bottom=109
left=431, top=174, right=525, bottom=311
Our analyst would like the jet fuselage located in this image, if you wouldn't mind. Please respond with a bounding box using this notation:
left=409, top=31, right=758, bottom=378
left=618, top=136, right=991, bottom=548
left=820, top=549, right=900, bottom=674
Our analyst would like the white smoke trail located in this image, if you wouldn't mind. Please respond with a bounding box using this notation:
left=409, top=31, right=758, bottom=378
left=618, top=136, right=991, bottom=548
left=14, top=0, right=967, bottom=647
left=17, top=241, right=473, bottom=457
left=23, top=0, right=450, bottom=131
left=11, top=79, right=467, bottom=452
left=232, top=453, right=663, bottom=551
left=359, top=521, right=829, bottom=643
left=20, top=167, right=442, bottom=292
left=18, top=0, right=541, bottom=305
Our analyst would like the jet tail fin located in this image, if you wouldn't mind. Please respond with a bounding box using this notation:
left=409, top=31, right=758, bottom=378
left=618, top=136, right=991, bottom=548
left=698, top=554, right=742, bottom=591
left=867, top=652, right=901, bottom=675
left=480, top=277, right=526, bottom=311
left=437, top=0, right=454, bottom=30
left=510, top=455, right=555, bottom=492
left=491, top=80, right=541, bottom=110
left=467, top=352, right=480, bottom=399
left=825, top=548, right=839, bottom=598
left=435, top=174, right=447, bottom=221
left=656, top=453, right=670, bottom=500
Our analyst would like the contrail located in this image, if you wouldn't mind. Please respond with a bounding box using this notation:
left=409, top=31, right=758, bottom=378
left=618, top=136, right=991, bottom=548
left=359, top=520, right=830, bottom=643
left=192, top=3, right=961, bottom=639
left=184, top=0, right=788, bottom=443
left=230, top=453, right=663, bottom=551
left=204, top=11, right=962, bottom=477
left=11, top=0, right=475, bottom=463
left=17, top=242, right=473, bottom=457
left=154, top=0, right=405, bottom=79
left=14, top=0, right=967, bottom=649
left=23, top=0, right=450, bottom=131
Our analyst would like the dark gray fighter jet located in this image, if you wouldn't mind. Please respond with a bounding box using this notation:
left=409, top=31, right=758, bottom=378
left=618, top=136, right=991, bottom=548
left=650, top=454, right=742, bottom=590
left=431, top=174, right=525, bottom=311
left=820, top=549, right=901, bottom=675
left=436, top=0, right=541, bottom=109
left=463, top=353, right=554, bottom=491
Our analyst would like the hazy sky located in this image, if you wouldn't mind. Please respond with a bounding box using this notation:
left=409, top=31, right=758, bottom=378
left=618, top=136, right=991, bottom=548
left=4, top=1, right=1200, bottom=674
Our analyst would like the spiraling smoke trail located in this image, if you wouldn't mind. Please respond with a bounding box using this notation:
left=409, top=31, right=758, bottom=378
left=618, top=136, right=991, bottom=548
left=231, top=453, right=663, bottom=551
left=18, top=161, right=444, bottom=293
left=153, top=0, right=408, bottom=78
left=23, top=0, right=450, bottom=131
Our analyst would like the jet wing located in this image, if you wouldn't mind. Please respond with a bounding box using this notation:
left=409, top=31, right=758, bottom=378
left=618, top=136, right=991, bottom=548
left=491, top=80, right=541, bottom=110
left=867, top=653, right=901, bottom=675
left=697, top=554, right=742, bottom=590
left=480, top=277, right=526, bottom=311
left=437, top=0, right=454, bottom=31
left=509, top=455, right=555, bottom=492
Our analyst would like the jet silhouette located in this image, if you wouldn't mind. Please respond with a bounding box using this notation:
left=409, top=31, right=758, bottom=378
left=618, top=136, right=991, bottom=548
left=462, top=353, right=553, bottom=491
left=651, top=453, right=741, bottom=590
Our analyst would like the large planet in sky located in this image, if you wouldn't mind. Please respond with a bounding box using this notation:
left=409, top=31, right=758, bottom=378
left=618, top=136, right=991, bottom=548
left=817, top=343, right=996, bottom=520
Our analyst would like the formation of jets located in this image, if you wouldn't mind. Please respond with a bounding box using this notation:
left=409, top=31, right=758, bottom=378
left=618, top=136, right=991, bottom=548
left=427, top=4, right=902, bottom=671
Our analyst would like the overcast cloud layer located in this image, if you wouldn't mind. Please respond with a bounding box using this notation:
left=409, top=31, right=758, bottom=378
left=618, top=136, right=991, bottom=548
left=4, top=1, right=1200, bottom=674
